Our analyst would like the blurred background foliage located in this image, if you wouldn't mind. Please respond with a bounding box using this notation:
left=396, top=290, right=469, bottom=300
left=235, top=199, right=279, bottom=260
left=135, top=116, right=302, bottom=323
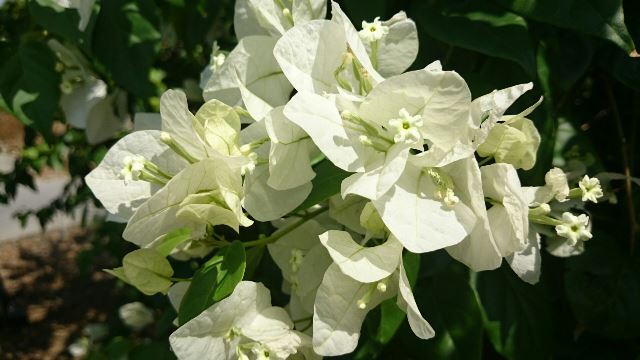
left=0, top=0, right=639, bottom=358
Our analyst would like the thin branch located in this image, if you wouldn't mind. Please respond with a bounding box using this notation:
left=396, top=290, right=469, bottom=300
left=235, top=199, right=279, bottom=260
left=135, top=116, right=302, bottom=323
left=604, top=79, right=637, bottom=255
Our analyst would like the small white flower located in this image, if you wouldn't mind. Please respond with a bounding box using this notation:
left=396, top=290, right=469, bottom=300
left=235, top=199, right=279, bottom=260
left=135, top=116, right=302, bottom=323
left=387, top=108, right=424, bottom=145
left=555, top=212, right=592, bottom=246
left=119, top=302, right=154, bottom=331
left=359, top=17, right=389, bottom=43
left=119, top=155, right=146, bottom=181
left=579, top=175, right=603, bottom=203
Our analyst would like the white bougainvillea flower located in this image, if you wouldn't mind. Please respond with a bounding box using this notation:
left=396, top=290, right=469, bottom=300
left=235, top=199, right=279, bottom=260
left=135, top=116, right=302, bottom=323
left=506, top=229, right=542, bottom=284
left=60, top=78, right=127, bottom=144
left=555, top=212, right=592, bottom=246
left=476, top=97, right=542, bottom=170
left=274, top=2, right=382, bottom=96
left=234, top=0, right=327, bottom=39
left=264, top=106, right=317, bottom=190
left=119, top=302, right=154, bottom=331
left=360, top=12, right=418, bottom=77
left=481, top=163, right=529, bottom=256
left=442, top=157, right=502, bottom=271
left=268, top=219, right=333, bottom=313
left=372, top=159, right=477, bottom=254
left=160, top=89, right=247, bottom=161
left=123, top=158, right=252, bottom=248
left=238, top=120, right=312, bottom=221
left=49, top=39, right=127, bottom=144
left=313, top=231, right=434, bottom=356
left=170, top=281, right=312, bottom=360
left=358, top=62, right=475, bottom=167
left=199, top=41, right=227, bottom=90
left=202, top=36, right=292, bottom=108
left=328, top=195, right=369, bottom=234
left=85, top=130, right=187, bottom=221
left=471, top=82, right=536, bottom=148
left=284, top=63, right=475, bottom=201
left=479, top=163, right=543, bottom=283
left=578, top=175, right=603, bottom=203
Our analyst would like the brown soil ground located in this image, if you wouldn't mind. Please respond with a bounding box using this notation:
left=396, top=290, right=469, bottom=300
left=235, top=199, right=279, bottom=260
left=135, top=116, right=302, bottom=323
left=0, top=229, right=115, bottom=359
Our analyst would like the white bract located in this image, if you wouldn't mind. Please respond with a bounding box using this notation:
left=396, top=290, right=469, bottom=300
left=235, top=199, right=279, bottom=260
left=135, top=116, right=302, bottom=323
left=119, top=302, right=155, bottom=331
left=83, top=1, right=606, bottom=358
left=170, top=281, right=313, bottom=360
left=49, top=39, right=127, bottom=144
left=313, top=231, right=433, bottom=356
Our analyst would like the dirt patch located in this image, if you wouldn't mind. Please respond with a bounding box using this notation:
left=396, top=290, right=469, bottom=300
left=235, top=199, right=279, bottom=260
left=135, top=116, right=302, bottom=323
left=0, top=229, right=115, bottom=359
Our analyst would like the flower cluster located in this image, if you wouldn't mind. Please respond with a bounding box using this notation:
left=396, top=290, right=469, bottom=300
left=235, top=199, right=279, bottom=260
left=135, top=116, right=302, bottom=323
left=86, top=1, right=603, bottom=358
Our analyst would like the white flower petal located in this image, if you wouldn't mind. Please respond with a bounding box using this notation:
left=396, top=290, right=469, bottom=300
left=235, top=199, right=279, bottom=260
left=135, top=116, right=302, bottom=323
left=204, top=36, right=291, bottom=108
left=481, top=163, right=529, bottom=256
left=123, top=159, right=241, bottom=247
left=319, top=230, right=402, bottom=283
left=444, top=157, right=502, bottom=271
left=284, top=92, right=374, bottom=172
left=397, top=259, right=435, bottom=339
left=368, top=12, right=418, bottom=77
left=274, top=19, right=345, bottom=94
left=341, top=144, right=410, bottom=200
left=313, top=264, right=395, bottom=356
left=160, top=89, right=209, bottom=160
left=506, top=231, right=541, bottom=284
left=85, top=130, right=186, bottom=220
left=265, top=107, right=316, bottom=190
left=242, top=165, right=312, bottom=221
left=373, top=163, right=476, bottom=253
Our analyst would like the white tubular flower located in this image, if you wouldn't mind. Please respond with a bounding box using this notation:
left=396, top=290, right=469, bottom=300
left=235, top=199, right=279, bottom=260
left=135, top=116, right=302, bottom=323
left=555, top=212, right=593, bottom=246
left=579, top=175, right=603, bottom=203
left=119, top=302, right=154, bottom=331
left=359, top=17, right=389, bottom=43
left=387, top=108, right=424, bottom=146
left=544, top=167, right=570, bottom=201
left=120, top=155, right=146, bottom=181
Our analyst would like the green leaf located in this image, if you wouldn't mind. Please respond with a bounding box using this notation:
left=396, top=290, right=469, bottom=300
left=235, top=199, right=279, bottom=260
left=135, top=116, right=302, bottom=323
left=177, top=240, right=246, bottom=325
left=565, top=236, right=640, bottom=339
left=0, top=41, right=60, bottom=138
left=293, top=160, right=350, bottom=212
left=412, top=2, right=536, bottom=76
left=152, top=228, right=192, bottom=257
left=496, top=0, right=637, bottom=55
left=29, top=0, right=94, bottom=50
left=374, top=252, right=420, bottom=344
left=476, top=264, right=552, bottom=360
left=92, top=0, right=160, bottom=97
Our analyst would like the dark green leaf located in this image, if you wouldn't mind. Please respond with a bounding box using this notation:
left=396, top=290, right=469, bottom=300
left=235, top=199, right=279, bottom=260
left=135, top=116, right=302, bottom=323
left=496, top=0, right=636, bottom=54
left=565, top=236, right=640, bottom=338
left=476, top=264, right=552, bottom=360
left=29, top=0, right=94, bottom=50
left=92, top=0, right=160, bottom=97
left=0, top=41, right=60, bottom=138
left=293, top=160, right=349, bottom=212
left=177, top=240, right=246, bottom=325
left=412, top=2, right=536, bottom=76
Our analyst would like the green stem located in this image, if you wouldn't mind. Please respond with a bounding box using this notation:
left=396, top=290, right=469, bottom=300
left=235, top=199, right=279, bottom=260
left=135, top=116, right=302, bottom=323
left=242, top=207, right=329, bottom=248
left=170, top=277, right=192, bottom=282
left=478, top=156, right=494, bottom=166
